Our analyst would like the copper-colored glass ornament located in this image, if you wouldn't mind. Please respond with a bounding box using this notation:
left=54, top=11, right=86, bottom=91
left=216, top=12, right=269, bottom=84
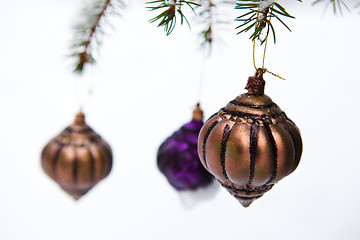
left=41, top=112, right=112, bottom=200
left=197, top=69, right=302, bottom=207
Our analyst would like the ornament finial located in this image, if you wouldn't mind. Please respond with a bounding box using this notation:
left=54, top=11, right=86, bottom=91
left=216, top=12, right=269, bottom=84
left=66, top=189, right=89, bottom=201
left=192, top=103, right=204, bottom=121
left=245, top=68, right=265, bottom=95
left=237, top=198, right=254, bottom=208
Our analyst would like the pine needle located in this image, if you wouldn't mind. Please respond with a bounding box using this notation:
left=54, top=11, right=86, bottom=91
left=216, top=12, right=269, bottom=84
left=235, top=0, right=302, bottom=44
left=146, top=0, right=200, bottom=35
left=71, top=0, right=125, bottom=74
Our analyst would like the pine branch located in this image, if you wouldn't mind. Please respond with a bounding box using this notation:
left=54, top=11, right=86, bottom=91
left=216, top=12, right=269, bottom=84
left=312, top=0, right=350, bottom=15
left=356, top=1, right=360, bottom=13
left=146, top=0, right=201, bottom=35
left=71, top=0, right=125, bottom=74
left=197, top=0, right=215, bottom=52
left=195, top=0, right=233, bottom=54
left=235, top=0, right=302, bottom=44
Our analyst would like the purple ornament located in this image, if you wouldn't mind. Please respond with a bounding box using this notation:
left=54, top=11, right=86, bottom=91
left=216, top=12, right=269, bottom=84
left=157, top=104, right=215, bottom=191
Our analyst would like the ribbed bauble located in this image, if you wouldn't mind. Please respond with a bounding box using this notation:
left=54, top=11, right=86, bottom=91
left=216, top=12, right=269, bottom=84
left=197, top=69, right=302, bottom=207
left=157, top=104, right=215, bottom=191
left=41, top=112, right=112, bottom=200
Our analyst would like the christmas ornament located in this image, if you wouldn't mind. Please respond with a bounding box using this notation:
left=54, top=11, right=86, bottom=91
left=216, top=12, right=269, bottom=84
left=198, top=69, right=302, bottom=207
left=41, top=112, right=112, bottom=200
left=157, top=103, right=215, bottom=192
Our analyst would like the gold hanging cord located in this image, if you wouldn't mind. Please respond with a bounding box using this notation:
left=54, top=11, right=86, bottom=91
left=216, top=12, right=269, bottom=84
left=252, top=3, right=285, bottom=80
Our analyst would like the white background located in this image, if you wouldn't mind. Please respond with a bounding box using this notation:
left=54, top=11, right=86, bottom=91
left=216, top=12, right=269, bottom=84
left=0, top=0, right=360, bottom=239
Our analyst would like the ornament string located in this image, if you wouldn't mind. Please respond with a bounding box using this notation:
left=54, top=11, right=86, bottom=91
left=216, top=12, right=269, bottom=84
left=197, top=56, right=207, bottom=104
left=252, top=3, right=285, bottom=81
left=74, top=76, right=94, bottom=112
left=262, top=31, right=269, bottom=69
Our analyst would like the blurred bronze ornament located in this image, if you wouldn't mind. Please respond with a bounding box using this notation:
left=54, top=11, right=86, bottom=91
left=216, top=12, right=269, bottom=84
left=198, top=69, right=302, bottom=207
left=41, top=112, right=112, bottom=200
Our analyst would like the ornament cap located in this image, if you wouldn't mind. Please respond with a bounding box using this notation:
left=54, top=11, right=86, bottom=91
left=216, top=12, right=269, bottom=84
left=245, top=68, right=266, bottom=95
left=192, top=103, right=204, bottom=121
left=74, top=112, right=85, bottom=124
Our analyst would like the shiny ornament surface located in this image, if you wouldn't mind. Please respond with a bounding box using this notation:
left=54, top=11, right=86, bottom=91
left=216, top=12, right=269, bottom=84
left=197, top=70, right=302, bottom=207
left=157, top=104, right=215, bottom=191
left=41, top=112, right=112, bottom=200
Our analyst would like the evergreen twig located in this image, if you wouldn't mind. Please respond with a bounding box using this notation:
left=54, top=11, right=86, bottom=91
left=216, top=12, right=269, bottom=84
left=71, top=0, right=125, bottom=74
left=356, top=1, right=360, bottom=13
left=235, top=0, right=302, bottom=44
left=195, top=0, right=233, bottom=54
left=146, top=0, right=201, bottom=35
left=197, top=0, right=216, bottom=52
left=312, top=0, right=350, bottom=15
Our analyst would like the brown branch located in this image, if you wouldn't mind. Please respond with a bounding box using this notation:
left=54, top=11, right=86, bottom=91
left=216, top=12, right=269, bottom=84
left=206, top=0, right=214, bottom=45
left=74, top=0, right=112, bottom=73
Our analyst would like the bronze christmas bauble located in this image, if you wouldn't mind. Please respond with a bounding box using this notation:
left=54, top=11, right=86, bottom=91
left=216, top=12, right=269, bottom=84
left=41, top=112, right=112, bottom=200
left=197, top=69, right=302, bottom=207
